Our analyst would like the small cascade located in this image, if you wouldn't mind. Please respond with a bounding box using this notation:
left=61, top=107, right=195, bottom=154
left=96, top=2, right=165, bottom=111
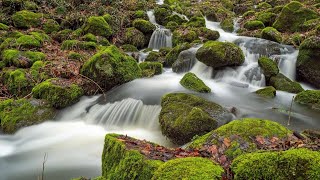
left=190, top=61, right=213, bottom=79
left=148, top=28, right=172, bottom=50
left=156, top=0, right=164, bottom=5
left=173, top=11, right=189, bottom=21
left=85, top=98, right=161, bottom=130
left=172, top=46, right=201, bottom=73
left=272, top=50, right=299, bottom=80
left=147, top=10, right=157, bottom=25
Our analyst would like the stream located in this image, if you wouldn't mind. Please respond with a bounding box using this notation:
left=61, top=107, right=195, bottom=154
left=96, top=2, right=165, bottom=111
left=0, top=7, right=320, bottom=180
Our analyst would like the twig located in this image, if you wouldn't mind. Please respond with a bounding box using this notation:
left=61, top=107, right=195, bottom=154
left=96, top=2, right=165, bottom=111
left=287, top=96, right=295, bottom=126
left=39, top=152, right=48, bottom=180
left=78, top=74, right=106, bottom=100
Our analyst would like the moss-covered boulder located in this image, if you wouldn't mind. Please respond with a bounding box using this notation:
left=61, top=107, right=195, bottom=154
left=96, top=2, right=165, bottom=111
left=83, top=16, right=113, bottom=38
left=12, top=10, right=42, bottom=28
left=2, top=69, right=33, bottom=96
left=165, top=43, right=191, bottom=67
left=255, top=86, right=276, bottom=98
left=154, top=7, right=172, bottom=25
left=159, top=93, right=232, bottom=145
left=196, top=41, right=245, bottom=69
left=152, top=157, right=223, bottom=180
left=172, top=28, right=198, bottom=46
left=124, top=27, right=145, bottom=49
left=261, top=27, right=282, bottom=43
left=189, top=118, right=291, bottom=150
left=197, top=27, right=220, bottom=42
left=15, top=35, right=41, bottom=49
left=180, top=72, right=211, bottom=93
left=244, top=20, right=265, bottom=30
left=165, top=14, right=187, bottom=25
left=0, top=23, right=9, bottom=30
left=133, top=19, right=156, bottom=34
left=145, top=51, right=161, bottom=62
left=273, top=1, right=319, bottom=32
left=102, top=134, right=163, bottom=180
left=32, top=78, right=83, bottom=109
left=231, top=149, right=320, bottom=180
left=258, top=56, right=279, bottom=80
left=257, top=12, right=277, bottom=26
left=220, top=18, right=234, bottom=32
left=295, top=90, right=320, bottom=109
left=80, top=45, right=142, bottom=91
left=1, top=49, right=46, bottom=67
left=139, top=62, right=163, bottom=77
left=0, top=98, right=55, bottom=133
left=187, top=16, right=205, bottom=28
left=296, top=36, right=320, bottom=88
left=269, top=73, right=304, bottom=93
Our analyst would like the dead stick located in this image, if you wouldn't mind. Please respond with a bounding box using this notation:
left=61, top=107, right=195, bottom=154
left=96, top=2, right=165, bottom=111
left=78, top=74, right=106, bottom=100
left=287, top=96, right=295, bottom=126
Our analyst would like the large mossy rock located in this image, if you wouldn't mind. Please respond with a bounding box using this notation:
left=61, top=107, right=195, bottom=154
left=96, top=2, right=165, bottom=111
left=159, top=93, right=232, bottom=145
left=296, top=36, right=320, bottom=88
left=258, top=56, right=279, bottom=80
left=154, top=7, right=172, bottom=26
left=83, top=16, right=113, bottom=38
left=196, top=41, right=245, bottom=69
left=152, top=157, right=223, bottom=180
left=189, top=118, right=291, bottom=150
left=295, top=90, right=320, bottom=109
left=80, top=45, right=142, bottom=91
left=180, top=72, right=211, bottom=93
left=244, top=20, right=265, bottom=30
left=165, top=43, right=191, bottom=67
left=172, top=29, right=198, bottom=46
left=255, top=86, right=276, bottom=98
left=231, top=149, right=320, bottom=180
left=273, top=1, right=319, bottom=32
left=102, top=134, right=164, bottom=180
left=32, top=78, right=84, bottom=109
left=269, top=73, right=304, bottom=93
left=261, top=27, right=282, bottom=43
left=139, top=62, right=163, bottom=77
left=0, top=98, right=55, bottom=133
left=124, top=27, right=145, bottom=49
left=132, top=19, right=156, bottom=34
left=12, top=10, right=42, bottom=28
left=2, top=49, right=46, bottom=68
left=2, top=69, right=33, bottom=97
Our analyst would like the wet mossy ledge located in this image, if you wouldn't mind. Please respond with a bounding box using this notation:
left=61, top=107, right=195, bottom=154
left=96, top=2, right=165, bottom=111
left=180, top=72, right=211, bottom=93
left=159, top=93, right=232, bottom=145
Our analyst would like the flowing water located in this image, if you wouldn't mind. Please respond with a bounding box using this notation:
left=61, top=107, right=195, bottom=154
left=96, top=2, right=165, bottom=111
left=1, top=11, right=320, bottom=180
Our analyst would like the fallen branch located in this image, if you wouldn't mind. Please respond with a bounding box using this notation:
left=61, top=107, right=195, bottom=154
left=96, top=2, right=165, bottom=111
left=78, top=74, right=106, bottom=100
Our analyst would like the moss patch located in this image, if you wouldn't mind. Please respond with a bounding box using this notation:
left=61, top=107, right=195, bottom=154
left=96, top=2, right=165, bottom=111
left=255, top=86, right=276, bottom=98
left=269, top=73, right=304, bottom=93
left=295, top=90, right=320, bottom=108
left=152, top=157, right=223, bottom=180
left=139, top=62, right=163, bottom=77
left=258, top=56, right=279, bottom=80
left=12, top=10, right=42, bottom=28
left=180, top=72, right=211, bottom=93
left=124, top=27, right=145, bottom=49
left=261, top=27, right=282, bottom=43
left=83, top=16, right=113, bottom=38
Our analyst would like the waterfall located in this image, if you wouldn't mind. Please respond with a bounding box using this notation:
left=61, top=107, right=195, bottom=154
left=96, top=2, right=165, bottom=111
left=85, top=98, right=161, bottom=130
left=273, top=50, right=299, bottom=80
left=148, top=28, right=172, bottom=50
left=147, top=10, right=157, bottom=25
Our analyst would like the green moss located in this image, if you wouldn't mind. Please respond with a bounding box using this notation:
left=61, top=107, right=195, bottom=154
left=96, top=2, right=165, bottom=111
left=244, top=20, right=265, bottom=30
left=52, top=29, right=73, bottom=42
left=15, top=35, right=41, bottom=49
left=172, top=28, right=198, bottom=46
left=198, top=27, right=220, bottom=41
left=121, top=44, right=139, bottom=52
left=30, top=61, right=48, bottom=82
left=242, top=10, right=255, bottom=18
left=196, top=41, right=245, bottom=69
left=102, top=134, right=163, bottom=180
left=12, top=10, right=42, bottom=28
left=255, top=86, right=276, bottom=98
left=80, top=45, right=142, bottom=91
left=134, top=10, right=147, bottom=19
left=295, top=90, right=320, bottom=107
left=257, top=12, right=277, bottom=26
left=68, top=52, right=84, bottom=61
left=165, top=42, right=191, bottom=67
left=231, top=149, right=320, bottom=180
left=29, top=32, right=50, bottom=43
left=189, top=118, right=291, bottom=149
left=273, top=1, right=319, bottom=32
left=165, top=21, right=178, bottom=31
left=187, top=16, right=205, bottom=28
left=1, top=49, right=45, bottom=67
left=220, top=18, right=234, bottom=32
left=0, top=23, right=9, bottom=30
left=152, top=157, right=223, bottom=180
left=139, top=62, right=163, bottom=77
left=0, top=98, right=55, bottom=133
left=269, top=73, right=304, bottom=93
left=257, top=2, right=272, bottom=10
left=61, top=40, right=96, bottom=50
left=24, top=1, right=38, bottom=11
left=301, top=18, right=320, bottom=31
left=159, top=93, right=228, bottom=145
left=124, top=27, right=145, bottom=49
left=165, top=14, right=187, bottom=25
left=1, top=49, right=20, bottom=66
left=82, top=33, right=97, bottom=42
left=32, top=78, right=84, bottom=109
left=145, top=51, right=161, bottom=62
left=83, top=16, right=113, bottom=38
left=154, top=7, right=172, bottom=25
left=258, top=56, right=279, bottom=79
left=180, top=72, right=211, bottom=93
left=133, top=19, right=156, bottom=34
left=4, top=69, right=31, bottom=96
left=261, top=27, right=282, bottom=43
